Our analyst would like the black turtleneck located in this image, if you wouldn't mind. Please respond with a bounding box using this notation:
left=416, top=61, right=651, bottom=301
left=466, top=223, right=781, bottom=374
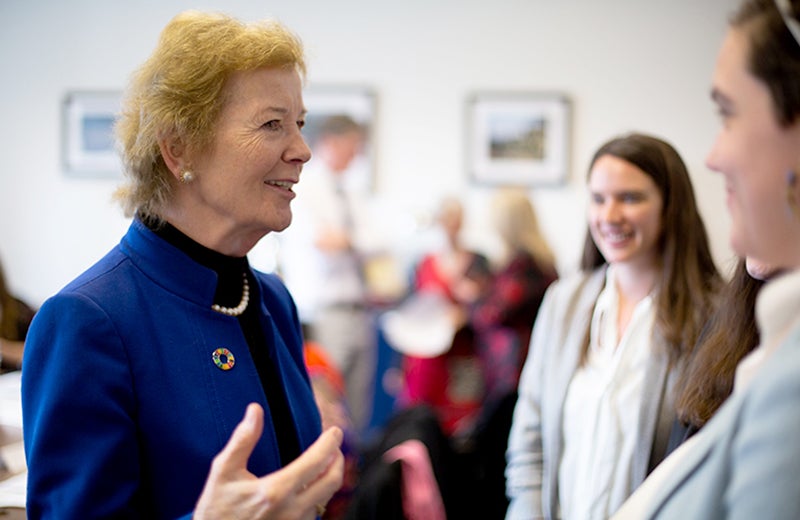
left=145, top=218, right=301, bottom=467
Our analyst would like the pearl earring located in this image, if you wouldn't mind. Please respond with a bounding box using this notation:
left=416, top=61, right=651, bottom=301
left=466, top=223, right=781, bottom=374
left=180, top=170, right=194, bottom=183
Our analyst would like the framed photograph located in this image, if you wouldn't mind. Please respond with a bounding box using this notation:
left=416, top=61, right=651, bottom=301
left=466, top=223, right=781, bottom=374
left=303, top=85, right=377, bottom=191
left=62, top=90, right=123, bottom=178
left=467, top=92, right=571, bottom=186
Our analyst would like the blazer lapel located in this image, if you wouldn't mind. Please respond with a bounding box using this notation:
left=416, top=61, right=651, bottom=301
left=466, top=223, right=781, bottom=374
left=631, top=343, right=670, bottom=487
left=547, top=269, right=606, bottom=463
left=544, top=269, right=606, bottom=515
left=642, top=384, right=745, bottom=516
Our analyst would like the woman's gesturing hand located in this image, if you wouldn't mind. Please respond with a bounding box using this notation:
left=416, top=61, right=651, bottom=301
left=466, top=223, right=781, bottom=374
left=194, top=403, right=345, bottom=520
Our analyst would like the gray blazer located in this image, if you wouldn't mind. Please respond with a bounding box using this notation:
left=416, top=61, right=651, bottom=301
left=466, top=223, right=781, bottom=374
left=627, top=321, right=800, bottom=519
left=505, top=268, right=678, bottom=520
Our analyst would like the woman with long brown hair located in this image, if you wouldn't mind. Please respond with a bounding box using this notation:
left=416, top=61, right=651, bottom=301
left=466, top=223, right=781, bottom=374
left=614, top=1, right=800, bottom=515
left=505, top=133, right=721, bottom=520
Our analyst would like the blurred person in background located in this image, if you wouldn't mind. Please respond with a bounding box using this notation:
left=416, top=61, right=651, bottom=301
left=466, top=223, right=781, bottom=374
left=453, top=187, right=558, bottom=519
left=0, top=253, right=35, bottom=371
left=389, top=195, right=491, bottom=439
left=470, top=188, right=558, bottom=409
left=280, top=114, right=378, bottom=432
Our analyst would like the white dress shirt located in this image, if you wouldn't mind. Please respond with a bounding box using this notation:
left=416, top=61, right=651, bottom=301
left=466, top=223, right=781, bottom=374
left=559, top=266, right=655, bottom=520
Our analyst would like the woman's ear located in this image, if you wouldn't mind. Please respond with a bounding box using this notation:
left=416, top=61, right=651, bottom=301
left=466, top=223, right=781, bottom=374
left=157, top=132, right=187, bottom=182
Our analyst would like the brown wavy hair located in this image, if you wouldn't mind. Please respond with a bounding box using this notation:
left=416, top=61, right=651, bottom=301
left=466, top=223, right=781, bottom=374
left=675, top=259, right=764, bottom=428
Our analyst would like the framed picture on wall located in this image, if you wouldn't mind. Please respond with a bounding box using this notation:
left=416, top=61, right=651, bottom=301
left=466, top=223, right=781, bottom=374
left=467, top=92, right=571, bottom=186
left=303, top=85, right=377, bottom=191
left=62, top=90, right=123, bottom=178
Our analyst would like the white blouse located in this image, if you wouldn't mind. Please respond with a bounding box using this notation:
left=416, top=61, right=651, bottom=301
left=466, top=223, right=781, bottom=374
left=559, top=266, right=656, bottom=520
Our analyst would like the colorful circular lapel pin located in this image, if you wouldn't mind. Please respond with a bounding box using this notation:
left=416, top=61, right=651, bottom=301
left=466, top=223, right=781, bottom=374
left=212, top=348, right=235, bottom=371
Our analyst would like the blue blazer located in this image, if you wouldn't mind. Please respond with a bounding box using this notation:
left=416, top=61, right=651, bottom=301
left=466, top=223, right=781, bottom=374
left=22, top=220, right=322, bottom=519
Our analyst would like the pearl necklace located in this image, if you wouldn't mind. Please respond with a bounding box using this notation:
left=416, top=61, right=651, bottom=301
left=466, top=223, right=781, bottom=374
left=211, top=273, right=250, bottom=316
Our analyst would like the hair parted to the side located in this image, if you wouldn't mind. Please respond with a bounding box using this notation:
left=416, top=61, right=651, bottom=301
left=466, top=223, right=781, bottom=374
left=490, top=187, right=556, bottom=273
left=732, top=0, right=800, bottom=126
left=113, top=11, right=306, bottom=219
left=579, top=133, right=722, bottom=363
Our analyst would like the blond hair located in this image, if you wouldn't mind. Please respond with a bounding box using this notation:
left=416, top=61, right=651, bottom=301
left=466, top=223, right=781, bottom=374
left=114, top=11, right=306, bottom=218
left=490, top=188, right=556, bottom=270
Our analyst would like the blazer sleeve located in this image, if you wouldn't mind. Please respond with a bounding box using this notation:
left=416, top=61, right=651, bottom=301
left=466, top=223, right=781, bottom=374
left=22, top=292, right=142, bottom=519
left=504, top=281, right=560, bottom=520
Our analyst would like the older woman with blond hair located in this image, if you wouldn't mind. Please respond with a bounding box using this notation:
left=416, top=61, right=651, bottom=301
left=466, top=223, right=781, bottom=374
left=22, top=11, right=342, bottom=520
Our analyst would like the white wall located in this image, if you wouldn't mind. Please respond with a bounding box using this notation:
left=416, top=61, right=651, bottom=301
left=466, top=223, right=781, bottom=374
left=0, top=0, right=740, bottom=306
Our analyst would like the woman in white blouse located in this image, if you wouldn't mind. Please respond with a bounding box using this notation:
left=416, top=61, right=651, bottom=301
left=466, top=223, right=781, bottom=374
left=504, top=133, right=721, bottom=520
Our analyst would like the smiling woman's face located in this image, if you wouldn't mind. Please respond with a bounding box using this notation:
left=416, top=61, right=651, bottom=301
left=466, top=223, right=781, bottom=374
left=587, top=154, right=663, bottom=271
left=706, top=27, right=800, bottom=270
left=172, top=66, right=311, bottom=256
